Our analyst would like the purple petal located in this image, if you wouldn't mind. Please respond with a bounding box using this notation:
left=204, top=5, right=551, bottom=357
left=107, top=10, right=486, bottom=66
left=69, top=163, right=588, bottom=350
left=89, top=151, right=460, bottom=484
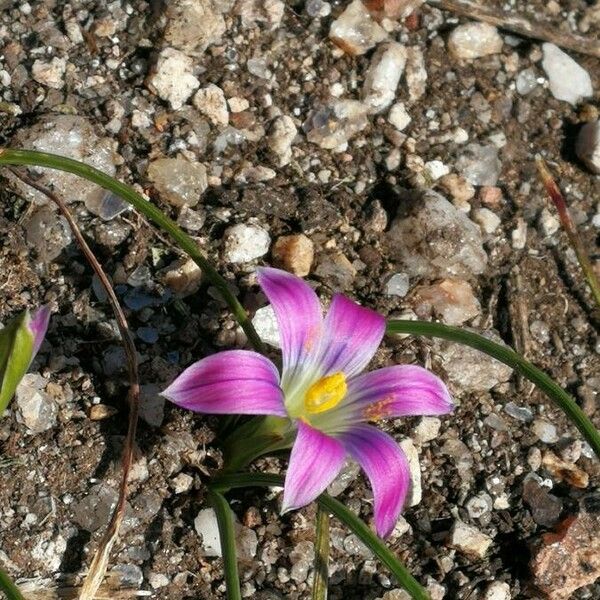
left=28, top=305, right=51, bottom=356
left=161, top=350, right=286, bottom=416
left=318, top=294, right=385, bottom=378
left=257, top=267, right=322, bottom=375
left=338, top=425, right=410, bottom=538
left=345, top=365, right=453, bottom=421
left=282, top=420, right=345, bottom=512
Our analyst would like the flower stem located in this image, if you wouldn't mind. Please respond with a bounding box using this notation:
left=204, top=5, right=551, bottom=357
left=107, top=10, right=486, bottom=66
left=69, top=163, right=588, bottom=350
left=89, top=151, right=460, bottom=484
left=386, top=319, right=600, bottom=460
left=312, top=505, right=330, bottom=600
left=0, top=566, right=25, bottom=600
left=0, top=148, right=265, bottom=354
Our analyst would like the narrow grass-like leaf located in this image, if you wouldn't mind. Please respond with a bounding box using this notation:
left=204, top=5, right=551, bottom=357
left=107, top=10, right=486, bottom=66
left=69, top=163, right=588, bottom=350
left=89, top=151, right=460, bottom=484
left=0, top=148, right=265, bottom=354
left=386, top=319, right=600, bottom=460
left=208, top=489, right=242, bottom=600
left=312, top=505, right=330, bottom=600
left=0, top=565, right=26, bottom=600
left=210, top=473, right=430, bottom=600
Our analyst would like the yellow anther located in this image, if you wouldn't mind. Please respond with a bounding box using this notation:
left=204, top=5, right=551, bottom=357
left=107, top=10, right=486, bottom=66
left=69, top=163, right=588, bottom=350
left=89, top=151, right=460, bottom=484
left=304, top=372, right=347, bottom=414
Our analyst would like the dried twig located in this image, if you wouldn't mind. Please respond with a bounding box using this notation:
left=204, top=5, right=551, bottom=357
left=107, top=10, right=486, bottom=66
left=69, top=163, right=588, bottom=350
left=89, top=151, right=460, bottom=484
left=8, top=168, right=140, bottom=600
left=428, top=0, right=600, bottom=58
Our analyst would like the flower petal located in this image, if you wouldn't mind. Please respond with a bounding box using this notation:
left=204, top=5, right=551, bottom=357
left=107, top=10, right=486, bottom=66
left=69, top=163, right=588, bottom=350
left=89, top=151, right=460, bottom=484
left=256, top=267, right=323, bottom=379
left=28, top=305, right=51, bottom=356
left=282, top=420, right=345, bottom=512
left=318, top=294, right=385, bottom=378
left=161, top=350, right=286, bottom=416
left=345, top=365, right=453, bottom=421
left=338, top=424, right=410, bottom=538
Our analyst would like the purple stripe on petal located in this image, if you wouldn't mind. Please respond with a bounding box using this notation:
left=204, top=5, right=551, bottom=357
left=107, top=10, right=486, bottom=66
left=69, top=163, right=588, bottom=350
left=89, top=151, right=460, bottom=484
left=345, top=365, right=453, bottom=421
left=257, top=267, right=323, bottom=376
left=282, top=420, right=345, bottom=512
left=161, top=350, right=286, bottom=416
left=318, top=294, right=385, bottom=378
left=338, top=424, right=410, bottom=538
left=29, top=305, right=51, bottom=356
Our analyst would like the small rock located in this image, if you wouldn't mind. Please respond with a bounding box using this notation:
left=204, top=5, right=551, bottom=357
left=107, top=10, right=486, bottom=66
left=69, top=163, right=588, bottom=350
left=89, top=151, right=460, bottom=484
left=515, top=67, right=538, bottom=95
left=306, top=0, right=332, bottom=18
left=223, top=223, right=271, bottom=263
left=328, top=458, right=360, bottom=497
left=522, top=476, right=563, bottom=527
left=399, top=438, right=422, bottom=506
left=532, top=418, right=558, bottom=443
left=268, top=115, right=298, bottom=166
left=234, top=165, right=276, bottom=183
left=170, top=473, right=194, bottom=494
left=449, top=520, right=493, bottom=559
left=147, top=48, right=199, bottom=110
left=504, top=402, right=533, bottom=422
left=412, top=417, right=441, bottom=444
left=89, top=404, right=118, bottom=420
left=147, top=157, right=208, bottom=207
left=364, top=0, right=424, bottom=20
left=163, top=258, right=203, bottom=296
left=193, top=84, right=229, bottom=126
left=32, top=57, right=66, bottom=89
left=482, top=581, right=511, bottom=600
left=531, top=496, right=600, bottom=600
left=252, top=305, right=280, bottom=348
left=472, top=208, right=501, bottom=234
left=541, top=43, right=593, bottom=106
left=139, top=384, right=166, bottom=427
left=388, top=102, right=411, bottom=131
left=542, top=451, right=589, bottom=488
left=235, top=0, right=285, bottom=30
left=272, top=234, right=314, bottom=276
left=15, top=374, right=57, bottom=434
left=315, top=251, right=357, bottom=290
left=304, top=100, right=369, bottom=151
left=25, top=206, right=73, bottom=262
left=385, top=272, right=410, bottom=297
left=465, top=493, right=493, bottom=520
left=511, top=218, right=527, bottom=250
left=575, top=120, right=600, bottom=174
left=405, top=46, right=427, bottom=101
left=538, top=207, right=560, bottom=237
left=439, top=174, right=475, bottom=206
left=148, top=573, right=170, bottom=589
left=425, top=160, right=450, bottom=181
left=413, top=278, right=480, bottom=325
left=457, top=143, right=502, bottom=186
left=448, top=23, right=503, bottom=59
left=329, top=0, right=388, bottom=56
left=362, top=42, right=407, bottom=114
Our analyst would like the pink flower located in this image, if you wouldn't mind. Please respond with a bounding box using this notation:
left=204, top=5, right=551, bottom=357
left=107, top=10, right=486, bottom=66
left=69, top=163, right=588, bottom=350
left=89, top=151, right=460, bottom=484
left=162, top=268, right=452, bottom=537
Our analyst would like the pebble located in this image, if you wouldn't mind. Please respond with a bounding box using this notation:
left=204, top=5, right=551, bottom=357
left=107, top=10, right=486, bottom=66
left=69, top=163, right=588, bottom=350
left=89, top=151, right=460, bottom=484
left=412, top=416, right=441, bottom=444
left=538, top=207, right=560, bottom=237
left=472, top=207, right=501, bottom=234
left=575, top=120, right=600, bottom=174
left=15, top=374, right=57, bottom=434
left=194, top=508, right=223, bottom=557
left=31, top=57, right=66, bottom=89
left=362, top=42, right=407, bottom=114
left=193, top=84, right=229, bottom=126
left=503, top=401, right=533, bottom=422
left=329, top=0, right=388, bottom=56
left=163, top=0, right=226, bottom=53
left=327, top=458, right=360, bottom=497
left=306, top=0, right=332, bottom=18
left=170, top=473, right=194, bottom=494
left=267, top=115, right=298, bottom=166
left=147, top=48, right=199, bottom=110
left=223, top=223, right=271, bottom=263
left=163, top=258, right=203, bottom=296
left=413, top=278, right=481, bottom=326
left=439, top=173, right=475, bottom=207
left=148, top=573, right=170, bottom=589
left=465, top=492, right=493, bottom=520
left=384, top=272, right=410, bottom=297
left=515, top=67, right=538, bottom=95
left=448, top=23, right=503, bottom=59
left=272, top=234, right=314, bottom=276
left=449, top=520, right=493, bottom=559
left=235, top=0, right=285, bottom=30
left=541, top=43, right=593, bottom=106
left=388, top=102, right=412, bottom=131
left=511, top=218, right=527, bottom=250
left=522, top=476, right=562, bottom=527
left=314, top=251, right=357, bottom=290
left=252, top=305, right=280, bottom=348
left=405, top=47, right=427, bottom=102
left=387, top=191, right=488, bottom=279
left=482, top=581, right=511, bottom=600
left=25, top=206, right=73, bottom=262
left=399, top=438, right=422, bottom=506
left=139, top=384, right=166, bottom=427
left=532, top=418, right=558, bottom=443
left=542, top=451, right=589, bottom=488
left=147, top=157, right=207, bottom=207
left=456, top=143, right=502, bottom=186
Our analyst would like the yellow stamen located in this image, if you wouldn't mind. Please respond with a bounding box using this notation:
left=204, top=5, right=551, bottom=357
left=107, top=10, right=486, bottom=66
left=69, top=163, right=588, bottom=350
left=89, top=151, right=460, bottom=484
left=304, top=372, right=347, bottom=414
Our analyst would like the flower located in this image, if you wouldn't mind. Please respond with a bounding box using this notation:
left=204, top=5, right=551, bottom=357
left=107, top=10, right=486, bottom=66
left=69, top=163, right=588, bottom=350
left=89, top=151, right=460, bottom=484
left=162, top=268, right=452, bottom=537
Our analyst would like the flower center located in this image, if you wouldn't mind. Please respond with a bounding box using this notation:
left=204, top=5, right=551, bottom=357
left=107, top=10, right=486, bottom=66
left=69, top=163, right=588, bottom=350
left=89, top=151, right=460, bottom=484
left=303, top=372, right=347, bottom=414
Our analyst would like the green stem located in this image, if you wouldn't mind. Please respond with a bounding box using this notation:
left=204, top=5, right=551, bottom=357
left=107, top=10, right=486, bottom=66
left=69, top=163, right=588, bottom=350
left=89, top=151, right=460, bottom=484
left=312, top=505, right=330, bottom=600
left=210, top=473, right=430, bottom=600
left=207, top=489, right=242, bottom=600
left=0, top=148, right=265, bottom=354
left=386, top=319, right=600, bottom=460
left=0, top=566, right=26, bottom=600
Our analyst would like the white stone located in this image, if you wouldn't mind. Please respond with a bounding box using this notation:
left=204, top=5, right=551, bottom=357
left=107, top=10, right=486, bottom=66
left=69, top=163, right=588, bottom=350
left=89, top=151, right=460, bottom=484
left=148, top=573, right=170, bottom=589
left=511, top=218, right=527, bottom=250
left=448, top=23, right=503, bottom=59
left=472, top=207, right=501, bottom=234
left=413, top=417, right=441, bottom=444
left=32, top=57, right=66, bottom=89
left=405, top=46, right=427, bottom=101
left=538, top=207, right=560, bottom=237
left=388, top=102, right=411, bottom=131
left=575, top=120, right=600, bottom=174
left=449, top=520, right=493, bottom=559
left=194, top=508, right=222, bottom=557
left=15, top=374, right=57, bottom=434
left=268, top=115, right=298, bottom=166
left=171, top=473, right=193, bottom=494
left=193, top=84, right=229, bottom=126
left=532, top=418, right=559, bottom=443
left=399, top=438, right=422, bottom=506
left=541, top=43, right=593, bottom=106
left=329, top=0, right=387, bottom=56
left=425, top=160, right=450, bottom=180
left=164, top=0, right=226, bottom=53
left=252, top=305, right=281, bottom=348
left=223, top=223, right=271, bottom=263
left=385, top=273, right=410, bottom=297
left=362, top=42, right=407, bottom=114
left=304, top=99, right=369, bottom=150
left=227, top=96, right=249, bottom=112
left=147, top=157, right=208, bottom=207
left=147, top=48, right=199, bottom=110
left=483, top=581, right=511, bottom=600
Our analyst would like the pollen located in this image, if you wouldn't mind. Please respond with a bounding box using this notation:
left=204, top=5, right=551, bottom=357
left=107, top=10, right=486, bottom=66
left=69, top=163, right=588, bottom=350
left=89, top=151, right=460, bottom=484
left=304, top=372, right=347, bottom=414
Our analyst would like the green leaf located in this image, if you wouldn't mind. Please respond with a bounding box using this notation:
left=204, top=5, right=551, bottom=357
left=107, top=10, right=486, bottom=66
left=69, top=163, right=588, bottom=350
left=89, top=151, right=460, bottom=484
left=0, top=565, right=26, bottom=600
left=210, top=473, right=430, bottom=600
left=207, top=489, right=242, bottom=600
left=0, top=311, right=35, bottom=415
left=386, top=319, right=600, bottom=460
left=312, top=505, right=330, bottom=600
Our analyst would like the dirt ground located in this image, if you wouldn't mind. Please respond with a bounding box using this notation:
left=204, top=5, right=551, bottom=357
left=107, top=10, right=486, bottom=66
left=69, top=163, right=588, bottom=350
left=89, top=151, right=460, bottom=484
left=0, top=1, right=599, bottom=599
